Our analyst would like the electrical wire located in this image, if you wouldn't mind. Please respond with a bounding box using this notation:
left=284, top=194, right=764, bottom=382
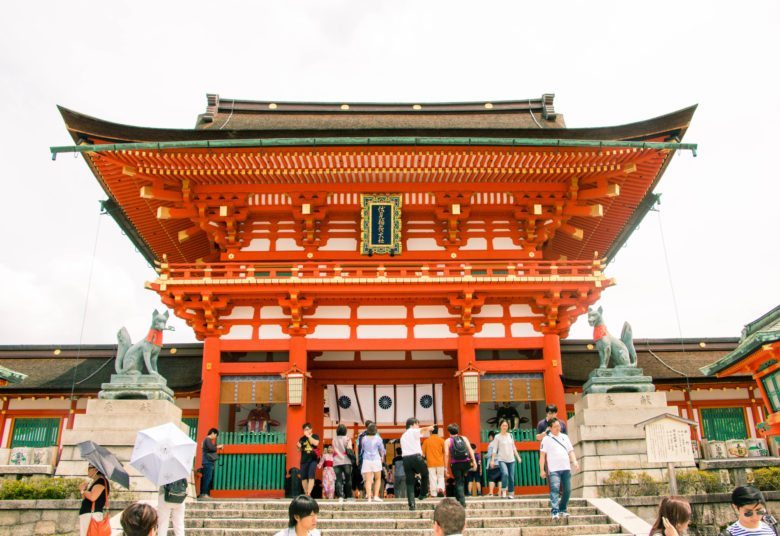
left=219, top=101, right=235, bottom=130
left=74, top=358, right=114, bottom=385
left=528, top=100, right=543, bottom=128
left=68, top=210, right=104, bottom=400
left=648, top=208, right=693, bottom=395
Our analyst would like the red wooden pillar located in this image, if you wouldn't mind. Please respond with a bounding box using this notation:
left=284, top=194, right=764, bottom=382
left=66, top=397, right=78, bottom=430
left=457, top=333, right=481, bottom=444
left=0, top=398, right=7, bottom=448
left=286, top=335, right=308, bottom=472
left=307, top=380, right=325, bottom=445
left=196, top=337, right=221, bottom=465
left=542, top=333, right=567, bottom=417
left=442, top=378, right=459, bottom=431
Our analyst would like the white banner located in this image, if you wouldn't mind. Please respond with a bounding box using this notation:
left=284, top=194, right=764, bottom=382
left=332, top=385, right=363, bottom=424
left=415, top=384, right=435, bottom=423
left=328, top=384, right=442, bottom=425
left=356, top=385, right=375, bottom=424
left=396, top=385, right=414, bottom=424
left=374, top=385, right=396, bottom=424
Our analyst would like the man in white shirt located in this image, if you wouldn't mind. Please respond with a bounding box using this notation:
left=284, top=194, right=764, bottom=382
left=400, top=417, right=434, bottom=511
left=432, top=498, right=466, bottom=536
left=539, top=418, right=579, bottom=519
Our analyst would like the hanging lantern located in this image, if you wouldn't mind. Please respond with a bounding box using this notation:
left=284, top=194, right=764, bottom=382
left=455, top=363, right=483, bottom=405
left=282, top=366, right=310, bottom=406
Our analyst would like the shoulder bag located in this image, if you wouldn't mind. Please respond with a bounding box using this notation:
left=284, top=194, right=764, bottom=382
left=86, top=486, right=111, bottom=536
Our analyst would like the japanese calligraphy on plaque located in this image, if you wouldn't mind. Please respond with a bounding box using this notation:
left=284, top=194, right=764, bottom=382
left=360, top=194, right=402, bottom=255
left=644, top=418, right=695, bottom=464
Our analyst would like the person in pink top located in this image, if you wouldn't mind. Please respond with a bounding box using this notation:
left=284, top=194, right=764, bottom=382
left=317, top=445, right=336, bottom=499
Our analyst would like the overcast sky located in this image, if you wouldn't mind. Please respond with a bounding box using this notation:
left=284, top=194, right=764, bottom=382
left=0, top=1, right=777, bottom=346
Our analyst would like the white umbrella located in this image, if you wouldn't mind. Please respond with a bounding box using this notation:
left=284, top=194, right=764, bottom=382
left=130, top=422, right=197, bottom=486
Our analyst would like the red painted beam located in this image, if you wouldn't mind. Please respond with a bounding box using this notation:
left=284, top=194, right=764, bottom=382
left=477, top=360, right=546, bottom=373
left=221, top=444, right=286, bottom=455
left=210, top=489, right=283, bottom=499
left=220, top=362, right=289, bottom=375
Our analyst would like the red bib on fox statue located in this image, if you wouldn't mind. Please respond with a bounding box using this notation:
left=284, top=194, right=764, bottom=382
left=144, top=329, right=164, bottom=346
left=593, top=324, right=608, bottom=341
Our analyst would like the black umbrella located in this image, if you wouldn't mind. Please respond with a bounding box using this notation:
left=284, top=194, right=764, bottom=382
left=78, top=441, right=131, bottom=489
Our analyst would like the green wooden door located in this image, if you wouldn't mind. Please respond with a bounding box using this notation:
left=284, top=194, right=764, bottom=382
left=700, top=407, right=747, bottom=441
left=11, top=418, right=61, bottom=447
left=182, top=417, right=199, bottom=442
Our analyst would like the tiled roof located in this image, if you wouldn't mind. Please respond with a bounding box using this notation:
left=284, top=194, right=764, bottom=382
left=0, top=344, right=202, bottom=392
left=196, top=94, right=565, bottom=131
left=0, top=365, right=27, bottom=384
left=561, top=338, right=744, bottom=385
left=0, top=337, right=745, bottom=394
left=700, top=305, right=780, bottom=376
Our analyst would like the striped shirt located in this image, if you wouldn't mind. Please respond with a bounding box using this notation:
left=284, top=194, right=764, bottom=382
left=726, top=521, right=776, bottom=536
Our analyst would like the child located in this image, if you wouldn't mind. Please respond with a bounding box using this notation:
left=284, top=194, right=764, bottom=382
left=317, top=444, right=336, bottom=499
left=467, top=444, right=482, bottom=497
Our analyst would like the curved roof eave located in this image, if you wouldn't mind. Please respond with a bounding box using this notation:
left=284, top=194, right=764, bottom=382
left=57, top=104, right=697, bottom=145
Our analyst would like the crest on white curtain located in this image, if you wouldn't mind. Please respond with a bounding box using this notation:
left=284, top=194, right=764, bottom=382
left=326, top=384, right=442, bottom=425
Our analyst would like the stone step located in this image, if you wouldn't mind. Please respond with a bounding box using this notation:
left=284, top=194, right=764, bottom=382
left=185, top=506, right=601, bottom=519
left=188, top=498, right=590, bottom=511
left=187, top=514, right=610, bottom=530
left=183, top=524, right=623, bottom=536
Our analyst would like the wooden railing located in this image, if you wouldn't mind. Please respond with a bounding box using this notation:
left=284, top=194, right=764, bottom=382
left=213, top=453, right=286, bottom=491
left=219, top=431, right=286, bottom=445
left=478, top=428, right=545, bottom=487
left=212, top=432, right=287, bottom=492
left=157, top=259, right=605, bottom=284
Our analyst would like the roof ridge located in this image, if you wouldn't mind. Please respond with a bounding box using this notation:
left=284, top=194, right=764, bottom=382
left=742, top=305, right=780, bottom=338
left=201, top=93, right=558, bottom=124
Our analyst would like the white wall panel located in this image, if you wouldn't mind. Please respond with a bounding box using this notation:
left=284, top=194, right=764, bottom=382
left=222, top=325, right=254, bottom=340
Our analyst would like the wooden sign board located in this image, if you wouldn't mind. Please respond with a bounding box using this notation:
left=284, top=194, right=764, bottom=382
left=360, top=194, right=402, bottom=255
left=645, top=419, right=695, bottom=464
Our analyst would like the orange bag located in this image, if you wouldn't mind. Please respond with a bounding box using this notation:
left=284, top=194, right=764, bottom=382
left=86, top=515, right=111, bottom=536
left=86, top=490, right=110, bottom=536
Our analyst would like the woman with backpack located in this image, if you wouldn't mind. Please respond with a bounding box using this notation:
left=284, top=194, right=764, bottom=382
left=443, top=423, right=477, bottom=507
left=158, top=478, right=188, bottom=536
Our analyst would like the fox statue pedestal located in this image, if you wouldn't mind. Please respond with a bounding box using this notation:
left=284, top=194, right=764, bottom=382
left=98, top=374, right=175, bottom=403
left=569, top=392, right=695, bottom=498
left=55, top=399, right=190, bottom=498
left=582, top=366, right=655, bottom=393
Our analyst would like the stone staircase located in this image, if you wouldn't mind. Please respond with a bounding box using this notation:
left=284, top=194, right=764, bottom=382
left=185, top=497, right=631, bottom=536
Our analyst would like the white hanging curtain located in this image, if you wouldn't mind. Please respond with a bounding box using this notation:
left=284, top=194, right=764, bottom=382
left=331, top=385, right=363, bottom=424
left=374, top=385, right=396, bottom=424
left=327, top=383, right=442, bottom=425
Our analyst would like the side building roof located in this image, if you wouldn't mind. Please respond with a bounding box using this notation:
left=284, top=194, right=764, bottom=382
left=562, top=338, right=745, bottom=387
left=0, top=345, right=203, bottom=394
left=700, top=305, right=780, bottom=376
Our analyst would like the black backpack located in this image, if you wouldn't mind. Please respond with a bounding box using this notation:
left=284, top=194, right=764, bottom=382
left=163, top=479, right=188, bottom=503
left=450, top=436, right=470, bottom=463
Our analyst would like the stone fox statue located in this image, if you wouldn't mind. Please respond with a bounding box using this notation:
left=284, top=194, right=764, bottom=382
left=115, top=310, right=170, bottom=375
left=586, top=306, right=638, bottom=368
